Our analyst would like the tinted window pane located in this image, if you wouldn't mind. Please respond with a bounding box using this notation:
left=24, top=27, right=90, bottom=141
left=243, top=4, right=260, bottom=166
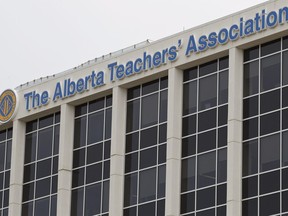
left=199, top=75, right=217, bottom=110
left=243, top=176, right=258, bottom=198
left=243, top=96, right=258, bottom=118
left=283, top=51, right=288, bottom=85
left=87, top=111, right=104, bottom=144
left=243, top=118, right=258, bottom=140
left=243, top=139, right=258, bottom=176
left=39, top=114, right=53, bottom=129
left=124, top=173, right=137, bottom=207
left=142, top=79, right=159, bottom=95
left=159, top=123, right=167, bottom=144
left=283, top=87, right=288, bottom=108
left=75, top=103, right=87, bottom=117
left=242, top=198, right=258, bottom=216
left=283, top=168, right=288, bottom=189
left=35, top=178, right=50, bottom=198
left=219, top=70, right=228, bottom=104
left=126, top=132, right=139, bottom=153
left=158, top=165, right=166, bottom=198
left=139, top=168, right=156, bottom=203
left=89, top=98, right=104, bottom=112
left=197, top=151, right=216, bottom=188
left=199, top=60, right=217, bottom=77
left=87, top=143, right=103, bottom=164
left=261, top=39, right=281, bottom=56
left=181, top=157, right=195, bottom=192
left=35, top=198, right=49, bottom=216
left=184, top=67, right=197, bottom=81
left=102, top=180, right=109, bottom=213
left=182, top=136, right=196, bottom=157
left=218, top=148, right=227, bottom=183
left=85, top=183, right=101, bottom=216
left=73, top=148, right=85, bottom=168
left=105, top=108, right=112, bottom=139
left=124, top=207, right=136, bottom=216
left=71, top=188, right=84, bottom=216
left=181, top=192, right=195, bottom=214
left=183, top=81, right=197, bottom=115
left=74, top=117, right=87, bottom=148
left=260, top=54, right=280, bottom=92
left=198, top=109, right=216, bottom=132
left=197, top=187, right=215, bottom=210
left=140, top=147, right=157, bottom=169
left=260, top=170, right=280, bottom=194
left=54, top=125, right=60, bottom=155
left=198, top=130, right=216, bottom=153
left=244, top=61, right=259, bottom=96
left=36, top=159, right=51, bottom=179
left=126, top=100, right=140, bottom=132
left=160, top=76, right=168, bottom=89
left=141, top=94, right=158, bottom=128
left=26, top=120, right=37, bottom=133
left=260, top=90, right=280, bottom=114
left=283, top=109, right=288, bottom=129
left=159, top=90, right=168, bottom=123
left=218, top=105, right=228, bottom=126
left=22, top=183, right=34, bottom=202
left=24, top=164, right=35, bottom=183
left=157, top=200, right=165, bottom=216
left=260, top=193, right=280, bottom=216
left=140, top=126, right=157, bottom=149
left=219, top=56, right=229, bottom=70
left=218, top=126, right=227, bottom=147
left=128, top=86, right=140, bottom=100
left=25, top=133, right=37, bottom=163
left=38, top=127, right=53, bottom=160
left=217, top=184, right=227, bottom=205
left=138, top=202, right=155, bottom=216
left=260, top=111, right=280, bottom=135
left=22, top=202, right=33, bottom=216
left=72, top=168, right=84, bottom=187
left=158, top=144, right=166, bottom=164
left=283, top=131, right=288, bottom=166
left=86, top=163, right=102, bottom=184
left=0, top=143, right=4, bottom=172
left=260, top=133, right=280, bottom=172
left=182, top=115, right=196, bottom=136
left=244, top=46, right=259, bottom=62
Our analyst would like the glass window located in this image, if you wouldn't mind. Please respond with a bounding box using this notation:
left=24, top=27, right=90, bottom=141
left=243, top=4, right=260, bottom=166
left=197, top=151, right=216, bottom=188
left=181, top=192, right=195, bottom=214
left=181, top=157, right=195, bottom=192
left=159, top=90, right=168, bottom=123
left=139, top=168, right=156, bottom=203
left=87, top=111, right=104, bottom=144
left=219, top=56, right=229, bottom=70
left=196, top=187, right=215, bottom=210
left=244, top=61, right=259, bottom=97
left=260, top=89, right=280, bottom=114
left=260, top=111, right=280, bottom=135
left=199, top=74, right=217, bottom=110
left=124, top=174, right=138, bottom=207
left=260, top=170, right=280, bottom=195
left=219, top=70, right=228, bottom=105
left=184, top=67, right=198, bottom=82
left=283, top=131, right=288, bottom=166
left=243, top=117, right=258, bottom=140
left=89, top=98, right=105, bottom=112
left=138, top=202, right=155, bottom=216
left=243, top=96, right=258, bottom=119
left=199, top=60, right=217, bottom=77
left=182, top=136, right=196, bottom=157
left=198, top=109, right=216, bottom=132
left=126, top=100, right=140, bottom=132
left=74, top=117, right=87, bottom=149
left=183, top=81, right=197, bottom=115
left=142, top=80, right=159, bottom=95
left=198, top=130, right=216, bottom=153
left=141, top=94, right=158, bottom=128
left=261, top=39, right=281, bottom=56
left=84, top=183, right=101, bottom=215
left=128, top=86, right=140, bottom=100
left=260, top=193, right=280, bottom=216
left=260, top=133, right=280, bottom=172
left=244, top=46, right=259, bottom=62
left=242, top=176, right=258, bottom=199
left=243, top=140, right=258, bottom=176
left=218, top=149, right=227, bottom=183
left=182, top=115, right=196, bottom=136
left=283, top=51, right=288, bottom=85
left=242, top=198, right=258, bottom=216
left=260, top=54, right=281, bottom=92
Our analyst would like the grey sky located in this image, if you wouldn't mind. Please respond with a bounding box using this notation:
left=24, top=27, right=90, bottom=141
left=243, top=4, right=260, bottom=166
left=0, top=0, right=266, bottom=93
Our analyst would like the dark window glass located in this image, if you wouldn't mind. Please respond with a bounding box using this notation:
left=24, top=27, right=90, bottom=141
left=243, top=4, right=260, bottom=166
left=87, top=143, right=103, bottom=165
left=139, top=168, right=156, bottom=203
left=26, top=120, right=37, bottom=133
left=104, top=141, right=110, bottom=160
left=35, top=198, right=49, bottom=216
left=22, top=202, right=33, bottom=216
left=89, top=98, right=104, bottom=112
left=261, top=39, right=281, bottom=56
left=218, top=148, right=227, bottom=183
left=197, top=209, right=215, bottom=216
left=244, top=61, right=259, bottom=97
left=160, top=76, right=168, bottom=89
left=260, top=90, right=280, bottom=114
left=124, top=173, right=137, bottom=207
left=72, top=168, right=85, bottom=187
left=181, top=157, right=195, bottom=192
left=283, top=191, right=288, bottom=212
left=283, top=36, right=288, bottom=49
left=71, top=188, right=84, bottom=216
left=35, top=178, right=50, bottom=198
left=184, top=67, right=198, bottom=82
left=199, top=60, right=217, bottom=77
left=106, top=95, right=112, bottom=107
left=103, top=161, right=110, bottom=179
left=7, top=128, right=12, bottom=139
left=25, top=133, right=37, bottom=163
left=260, top=170, right=280, bottom=195
left=219, top=56, right=229, bottom=70
left=182, top=115, right=196, bottom=136
left=87, top=111, right=104, bottom=144
left=199, top=74, right=217, bottom=110
left=158, top=144, right=166, bottom=164
left=55, top=112, right=60, bottom=123
left=86, top=163, right=102, bottom=184
left=141, top=94, right=158, bottom=128
left=242, top=198, right=258, bottom=216
left=260, top=54, right=281, bottom=91
left=128, top=86, right=141, bottom=100
left=23, top=183, right=34, bottom=202
left=219, top=70, right=228, bottom=105
left=39, top=114, right=53, bottom=129
left=124, top=207, right=136, bottom=216
left=217, top=206, right=226, bottom=216
left=54, top=125, right=60, bottom=155
left=52, top=157, right=58, bottom=174
left=102, top=180, right=109, bottom=212
left=73, top=148, right=85, bottom=168
left=260, top=111, right=280, bottom=135
left=243, top=96, right=258, bottom=118
left=283, top=87, right=288, bottom=108
left=197, top=187, right=215, bottom=210
left=157, top=200, right=165, bottom=216
left=183, top=81, right=197, bottom=115
left=283, top=168, right=288, bottom=189
left=51, top=195, right=57, bottom=216
left=138, top=202, right=155, bottom=216
left=126, top=100, right=140, bottom=132
left=283, top=109, right=288, bottom=130
left=283, top=51, right=288, bottom=85
left=283, top=132, right=288, bottom=166
left=243, top=139, right=258, bottom=176
left=52, top=176, right=57, bottom=194
left=159, top=124, right=167, bottom=144
left=260, top=193, right=280, bottom=216
left=74, top=117, right=87, bottom=148
left=140, top=126, right=157, bottom=149
left=36, top=159, right=51, bottom=179
left=260, top=133, right=280, bottom=172
left=198, top=130, right=216, bottom=153
left=158, top=165, right=166, bottom=198
left=243, top=118, right=258, bottom=140
left=181, top=192, right=195, bottom=214
left=197, top=151, right=216, bottom=188
left=159, top=90, right=168, bottom=123
left=126, top=132, right=139, bottom=153
left=142, top=79, right=159, bottom=95
left=0, top=131, right=5, bottom=142
left=217, top=184, right=227, bottom=205
left=24, top=164, right=35, bottom=183
left=105, top=108, right=112, bottom=139
left=218, top=127, right=227, bottom=148
left=182, top=136, right=196, bottom=157
left=243, top=176, right=258, bottom=199
left=218, top=105, right=228, bottom=126
left=198, top=109, right=216, bottom=132
left=125, top=153, right=138, bottom=173
left=0, top=142, right=5, bottom=172
left=38, top=127, right=53, bottom=160
left=4, top=171, right=9, bottom=189
left=84, top=183, right=101, bottom=216
left=140, top=147, right=157, bottom=169
left=5, top=140, right=11, bottom=169
left=244, top=46, right=259, bottom=62
left=75, top=103, right=87, bottom=117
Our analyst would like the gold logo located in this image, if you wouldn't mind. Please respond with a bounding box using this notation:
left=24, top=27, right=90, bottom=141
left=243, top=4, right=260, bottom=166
left=0, top=89, right=17, bottom=123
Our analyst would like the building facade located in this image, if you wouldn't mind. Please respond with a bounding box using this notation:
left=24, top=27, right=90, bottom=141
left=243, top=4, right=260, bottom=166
left=0, top=0, right=288, bottom=215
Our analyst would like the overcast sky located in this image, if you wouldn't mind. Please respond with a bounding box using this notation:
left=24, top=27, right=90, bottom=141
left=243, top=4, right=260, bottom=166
left=0, top=0, right=267, bottom=93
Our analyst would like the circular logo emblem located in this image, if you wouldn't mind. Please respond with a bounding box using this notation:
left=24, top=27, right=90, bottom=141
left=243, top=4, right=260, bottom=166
left=0, top=89, right=18, bottom=124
